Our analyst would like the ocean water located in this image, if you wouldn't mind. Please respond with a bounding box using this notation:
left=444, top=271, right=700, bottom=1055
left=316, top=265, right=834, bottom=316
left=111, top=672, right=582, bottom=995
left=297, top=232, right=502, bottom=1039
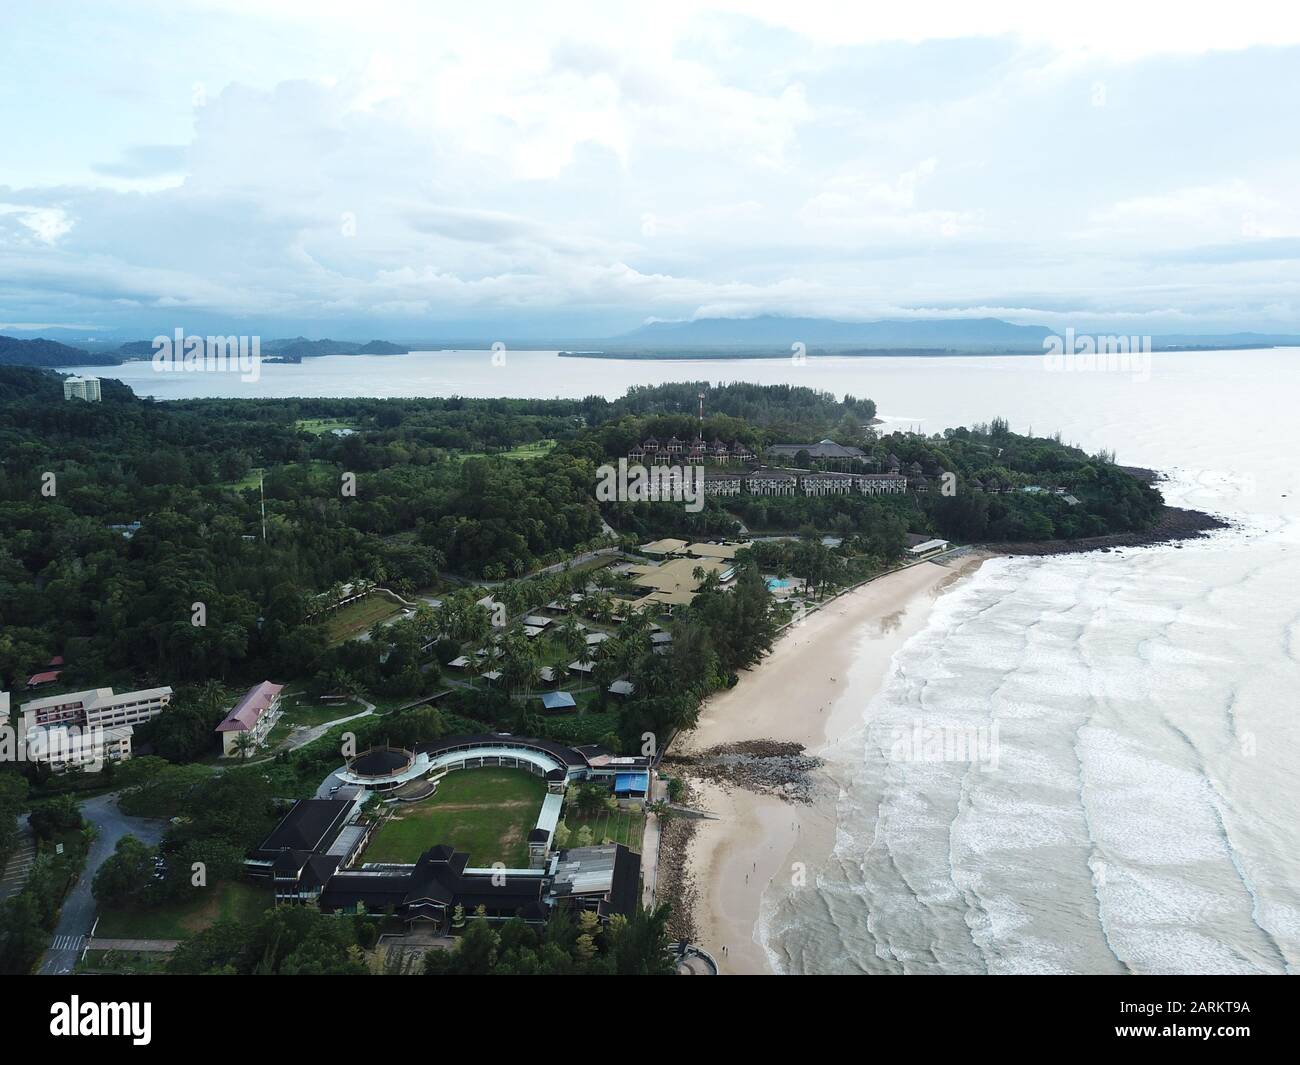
left=756, top=350, right=1300, bottom=975
left=65, top=344, right=1300, bottom=972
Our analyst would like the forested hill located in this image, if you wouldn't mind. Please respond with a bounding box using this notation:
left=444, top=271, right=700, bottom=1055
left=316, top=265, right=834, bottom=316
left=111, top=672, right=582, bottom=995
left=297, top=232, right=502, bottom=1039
left=0, top=369, right=1159, bottom=695
left=0, top=335, right=118, bottom=367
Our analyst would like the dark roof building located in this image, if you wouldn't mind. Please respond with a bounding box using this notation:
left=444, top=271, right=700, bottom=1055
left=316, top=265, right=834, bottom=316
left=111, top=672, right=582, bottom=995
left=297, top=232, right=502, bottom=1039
left=251, top=798, right=356, bottom=860
left=766, top=439, right=867, bottom=461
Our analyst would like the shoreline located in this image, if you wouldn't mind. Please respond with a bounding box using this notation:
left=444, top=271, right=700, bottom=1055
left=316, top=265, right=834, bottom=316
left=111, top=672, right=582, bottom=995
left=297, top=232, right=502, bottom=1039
left=666, top=552, right=988, bottom=975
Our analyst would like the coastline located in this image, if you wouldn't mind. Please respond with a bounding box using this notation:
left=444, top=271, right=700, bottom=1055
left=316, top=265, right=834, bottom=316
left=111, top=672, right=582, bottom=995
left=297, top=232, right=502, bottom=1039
left=982, top=504, right=1229, bottom=556
left=666, top=552, right=988, bottom=975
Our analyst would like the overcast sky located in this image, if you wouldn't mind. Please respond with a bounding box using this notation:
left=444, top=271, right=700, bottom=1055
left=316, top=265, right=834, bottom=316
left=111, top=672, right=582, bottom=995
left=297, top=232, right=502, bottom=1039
left=3, top=1, right=1300, bottom=339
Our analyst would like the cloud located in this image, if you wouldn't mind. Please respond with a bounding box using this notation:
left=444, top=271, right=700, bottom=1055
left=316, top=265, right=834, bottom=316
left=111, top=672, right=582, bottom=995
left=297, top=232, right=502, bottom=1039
left=1, top=4, right=1299, bottom=334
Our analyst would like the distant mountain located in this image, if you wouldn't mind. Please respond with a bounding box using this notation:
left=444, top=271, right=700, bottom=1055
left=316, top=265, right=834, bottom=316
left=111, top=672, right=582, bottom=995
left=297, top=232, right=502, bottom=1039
left=0, top=335, right=118, bottom=367
left=263, top=337, right=411, bottom=358
left=1149, top=332, right=1300, bottom=349
left=117, top=340, right=158, bottom=357
left=620, top=315, right=1054, bottom=350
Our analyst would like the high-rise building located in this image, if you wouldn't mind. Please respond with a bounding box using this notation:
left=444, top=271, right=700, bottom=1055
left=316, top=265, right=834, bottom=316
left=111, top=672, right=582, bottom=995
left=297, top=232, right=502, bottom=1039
left=62, top=375, right=102, bottom=402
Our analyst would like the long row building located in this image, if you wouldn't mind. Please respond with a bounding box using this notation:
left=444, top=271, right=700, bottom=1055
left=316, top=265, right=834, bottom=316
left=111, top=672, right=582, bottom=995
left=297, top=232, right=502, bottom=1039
left=704, top=467, right=910, bottom=497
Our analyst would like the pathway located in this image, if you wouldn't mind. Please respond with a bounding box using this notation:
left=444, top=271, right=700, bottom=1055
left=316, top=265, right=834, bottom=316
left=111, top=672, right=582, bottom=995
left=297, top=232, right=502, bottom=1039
left=1, top=818, right=36, bottom=900
left=86, top=937, right=179, bottom=953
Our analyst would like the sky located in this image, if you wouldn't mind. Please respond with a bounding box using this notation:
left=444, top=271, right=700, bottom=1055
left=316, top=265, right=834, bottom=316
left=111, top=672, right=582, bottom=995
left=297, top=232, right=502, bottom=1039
left=2, top=0, right=1300, bottom=340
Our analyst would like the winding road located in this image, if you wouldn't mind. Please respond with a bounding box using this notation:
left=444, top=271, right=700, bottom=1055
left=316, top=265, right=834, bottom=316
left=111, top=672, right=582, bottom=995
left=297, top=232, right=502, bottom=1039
left=37, top=793, right=166, bottom=976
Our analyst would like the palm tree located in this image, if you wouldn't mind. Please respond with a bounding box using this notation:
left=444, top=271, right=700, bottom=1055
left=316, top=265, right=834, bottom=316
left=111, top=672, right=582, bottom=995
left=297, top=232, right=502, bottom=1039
left=557, top=614, right=586, bottom=663
left=500, top=630, right=538, bottom=702
left=232, top=730, right=257, bottom=761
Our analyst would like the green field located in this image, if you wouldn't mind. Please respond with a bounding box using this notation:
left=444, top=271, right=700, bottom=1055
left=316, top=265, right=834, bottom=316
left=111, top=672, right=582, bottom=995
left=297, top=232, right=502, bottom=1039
left=564, top=808, right=645, bottom=852
left=456, top=439, right=556, bottom=462
left=95, top=880, right=270, bottom=940
left=361, top=768, right=547, bottom=867
left=322, top=594, right=405, bottom=642
left=295, top=417, right=358, bottom=436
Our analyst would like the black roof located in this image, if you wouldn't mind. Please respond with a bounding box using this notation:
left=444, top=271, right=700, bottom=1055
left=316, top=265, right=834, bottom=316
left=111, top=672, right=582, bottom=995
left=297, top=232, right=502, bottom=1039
left=253, top=799, right=353, bottom=858
left=608, top=846, right=641, bottom=918
left=319, top=872, right=413, bottom=912
left=349, top=747, right=413, bottom=776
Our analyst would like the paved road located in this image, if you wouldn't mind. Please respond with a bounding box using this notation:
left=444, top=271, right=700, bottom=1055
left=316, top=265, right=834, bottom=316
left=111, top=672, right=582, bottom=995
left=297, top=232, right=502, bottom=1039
left=37, top=793, right=166, bottom=976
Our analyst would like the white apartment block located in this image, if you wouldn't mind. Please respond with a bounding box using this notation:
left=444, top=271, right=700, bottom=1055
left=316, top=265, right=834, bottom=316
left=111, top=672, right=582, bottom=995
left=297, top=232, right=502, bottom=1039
left=745, top=471, right=798, bottom=496
left=21, top=685, right=173, bottom=732
left=62, top=375, right=102, bottom=402
left=801, top=472, right=857, bottom=496
left=702, top=473, right=743, bottom=496
left=855, top=474, right=909, bottom=495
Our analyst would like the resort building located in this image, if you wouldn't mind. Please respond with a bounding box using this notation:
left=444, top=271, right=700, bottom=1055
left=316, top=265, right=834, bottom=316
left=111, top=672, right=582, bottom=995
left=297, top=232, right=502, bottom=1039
left=744, top=468, right=799, bottom=495
left=905, top=534, right=952, bottom=557
left=627, top=436, right=753, bottom=465
left=639, top=537, right=690, bottom=556
left=215, top=680, right=284, bottom=757
left=702, top=469, right=743, bottom=496
left=683, top=541, right=746, bottom=561
left=766, top=439, right=867, bottom=463
left=62, top=375, right=102, bottom=402
left=621, top=556, right=733, bottom=610
left=622, top=454, right=910, bottom=499
left=855, top=473, right=909, bottom=495
left=801, top=471, right=858, bottom=495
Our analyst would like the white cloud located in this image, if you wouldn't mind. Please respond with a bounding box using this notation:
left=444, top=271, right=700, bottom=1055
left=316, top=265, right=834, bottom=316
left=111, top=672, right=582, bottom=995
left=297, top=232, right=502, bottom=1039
left=1, top=2, right=1299, bottom=334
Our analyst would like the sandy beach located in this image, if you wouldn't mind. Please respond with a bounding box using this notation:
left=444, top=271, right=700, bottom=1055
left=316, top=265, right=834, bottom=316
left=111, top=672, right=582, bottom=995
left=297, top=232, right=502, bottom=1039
left=674, top=552, right=987, bottom=975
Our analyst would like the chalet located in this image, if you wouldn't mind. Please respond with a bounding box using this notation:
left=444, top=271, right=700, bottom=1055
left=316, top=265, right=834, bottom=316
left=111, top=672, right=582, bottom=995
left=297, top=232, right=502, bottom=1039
left=766, top=439, right=867, bottom=464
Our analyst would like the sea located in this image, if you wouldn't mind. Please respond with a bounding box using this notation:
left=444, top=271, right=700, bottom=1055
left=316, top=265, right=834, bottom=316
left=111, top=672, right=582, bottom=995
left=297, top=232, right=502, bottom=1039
left=62, top=346, right=1300, bottom=973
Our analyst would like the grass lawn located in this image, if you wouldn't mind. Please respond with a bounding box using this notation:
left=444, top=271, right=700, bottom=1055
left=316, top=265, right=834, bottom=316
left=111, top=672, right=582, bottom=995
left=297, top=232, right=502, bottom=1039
left=295, top=417, right=358, bottom=436
left=456, top=439, right=556, bottom=462
left=322, top=594, right=405, bottom=642
left=563, top=808, right=645, bottom=853
left=95, top=880, right=270, bottom=940
left=361, top=768, right=546, bottom=867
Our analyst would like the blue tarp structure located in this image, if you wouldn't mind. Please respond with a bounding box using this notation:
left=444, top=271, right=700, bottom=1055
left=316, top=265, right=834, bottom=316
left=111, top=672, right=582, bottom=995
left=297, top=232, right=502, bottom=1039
left=614, top=772, right=650, bottom=796
left=541, top=690, right=577, bottom=711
